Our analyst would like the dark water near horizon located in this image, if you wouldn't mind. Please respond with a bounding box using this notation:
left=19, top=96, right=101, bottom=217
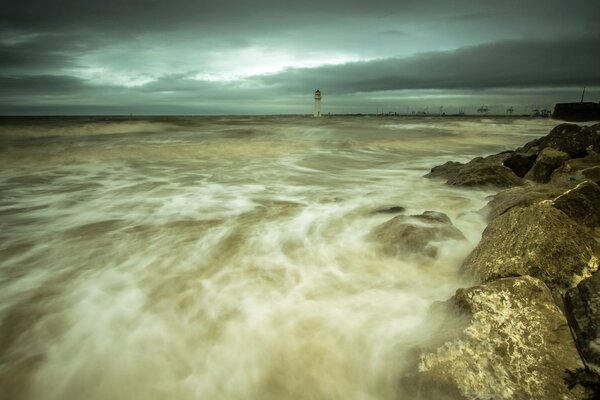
left=0, top=116, right=560, bottom=399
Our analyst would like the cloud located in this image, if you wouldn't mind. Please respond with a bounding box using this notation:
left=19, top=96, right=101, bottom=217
left=258, top=35, right=600, bottom=93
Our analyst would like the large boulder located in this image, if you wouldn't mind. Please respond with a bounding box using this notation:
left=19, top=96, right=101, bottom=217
left=484, top=183, right=571, bottom=221
left=564, top=272, right=600, bottom=373
left=552, top=181, right=600, bottom=227
left=447, top=153, right=523, bottom=188
left=412, top=276, right=585, bottom=400
left=519, top=123, right=600, bottom=158
left=372, top=211, right=465, bottom=258
left=424, top=161, right=464, bottom=181
left=462, top=203, right=599, bottom=291
left=524, top=147, right=570, bottom=183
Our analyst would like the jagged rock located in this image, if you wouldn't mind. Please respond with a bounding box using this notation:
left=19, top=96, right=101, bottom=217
left=552, top=181, right=600, bottom=227
left=413, top=276, right=584, bottom=400
left=503, top=147, right=540, bottom=178
left=447, top=153, right=523, bottom=188
left=564, top=272, right=600, bottom=374
left=372, top=211, right=465, bottom=258
left=463, top=203, right=599, bottom=291
left=484, top=183, right=571, bottom=221
left=525, top=147, right=571, bottom=183
left=424, top=161, right=464, bottom=181
left=519, top=123, right=600, bottom=158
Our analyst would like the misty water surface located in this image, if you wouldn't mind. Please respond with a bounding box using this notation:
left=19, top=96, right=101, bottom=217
left=0, top=116, right=559, bottom=399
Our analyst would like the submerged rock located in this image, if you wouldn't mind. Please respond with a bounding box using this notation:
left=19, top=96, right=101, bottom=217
left=424, top=161, right=464, bottom=181
left=447, top=153, right=523, bottom=188
left=375, top=206, right=406, bottom=214
left=524, top=147, right=570, bottom=183
left=413, top=276, right=584, bottom=400
left=462, top=203, right=599, bottom=291
left=564, top=272, right=600, bottom=373
left=372, top=211, right=465, bottom=258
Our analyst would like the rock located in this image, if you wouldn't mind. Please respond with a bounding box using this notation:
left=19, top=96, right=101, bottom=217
left=581, top=166, right=600, bottom=185
left=462, top=203, right=599, bottom=291
left=550, top=152, right=600, bottom=184
left=447, top=153, right=523, bottom=188
left=552, top=181, right=600, bottom=227
left=525, top=147, right=570, bottom=183
left=503, top=147, right=539, bottom=178
left=564, top=272, right=600, bottom=374
left=413, top=276, right=584, bottom=400
left=424, top=161, right=464, bottom=181
left=520, top=123, right=600, bottom=158
left=372, top=211, right=465, bottom=258
left=484, top=183, right=571, bottom=221
left=375, top=206, right=406, bottom=214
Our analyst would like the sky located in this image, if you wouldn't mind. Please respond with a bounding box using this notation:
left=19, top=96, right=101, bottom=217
left=1, top=0, right=599, bottom=115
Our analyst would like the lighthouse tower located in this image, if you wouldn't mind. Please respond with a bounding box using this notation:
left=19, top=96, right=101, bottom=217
left=313, top=89, right=321, bottom=117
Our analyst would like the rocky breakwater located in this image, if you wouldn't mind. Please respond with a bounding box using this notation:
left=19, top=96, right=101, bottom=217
left=400, top=122, right=600, bottom=399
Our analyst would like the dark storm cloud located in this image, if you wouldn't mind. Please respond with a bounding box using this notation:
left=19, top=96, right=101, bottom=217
left=2, top=0, right=598, bottom=34
left=260, top=35, right=600, bottom=93
left=0, top=75, right=90, bottom=95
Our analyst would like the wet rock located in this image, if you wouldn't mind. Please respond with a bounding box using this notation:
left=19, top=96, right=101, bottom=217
left=447, top=153, right=523, bottom=188
left=372, top=211, right=465, bottom=258
left=484, top=183, right=571, bottom=221
left=503, top=147, right=539, bottom=178
left=414, top=276, right=584, bottom=400
left=520, top=123, right=600, bottom=158
left=424, top=161, right=464, bottom=181
left=462, top=203, right=599, bottom=291
left=375, top=206, right=405, bottom=214
left=524, top=147, right=570, bottom=183
left=564, top=272, right=600, bottom=373
left=552, top=181, right=600, bottom=227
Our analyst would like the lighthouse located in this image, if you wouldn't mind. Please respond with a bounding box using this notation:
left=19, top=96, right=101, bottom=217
left=313, top=89, right=321, bottom=117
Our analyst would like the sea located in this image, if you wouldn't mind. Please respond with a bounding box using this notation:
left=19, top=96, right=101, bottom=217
left=0, top=115, right=560, bottom=400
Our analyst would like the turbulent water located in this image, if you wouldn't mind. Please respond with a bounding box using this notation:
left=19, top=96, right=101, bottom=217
left=0, top=116, right=560, bottom=400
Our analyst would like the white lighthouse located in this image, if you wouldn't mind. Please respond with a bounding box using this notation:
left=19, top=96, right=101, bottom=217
left=313, top=89, right=321, bottom=117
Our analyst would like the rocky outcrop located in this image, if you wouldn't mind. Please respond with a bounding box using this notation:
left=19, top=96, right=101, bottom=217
left=446, top=153, right=524, bottom=188
left=413, top=122, right=600, bottom=398
left=426, top=123, right=600, bottom=188
left=462, top=203, right=599, bottom=291
left=372, top=211, right=465, bottom=258
left=524, top=147, right=570, bottom=183
left=564, top=272, right=600, bottom=373
left=414, top=276, right=584, bottom=400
